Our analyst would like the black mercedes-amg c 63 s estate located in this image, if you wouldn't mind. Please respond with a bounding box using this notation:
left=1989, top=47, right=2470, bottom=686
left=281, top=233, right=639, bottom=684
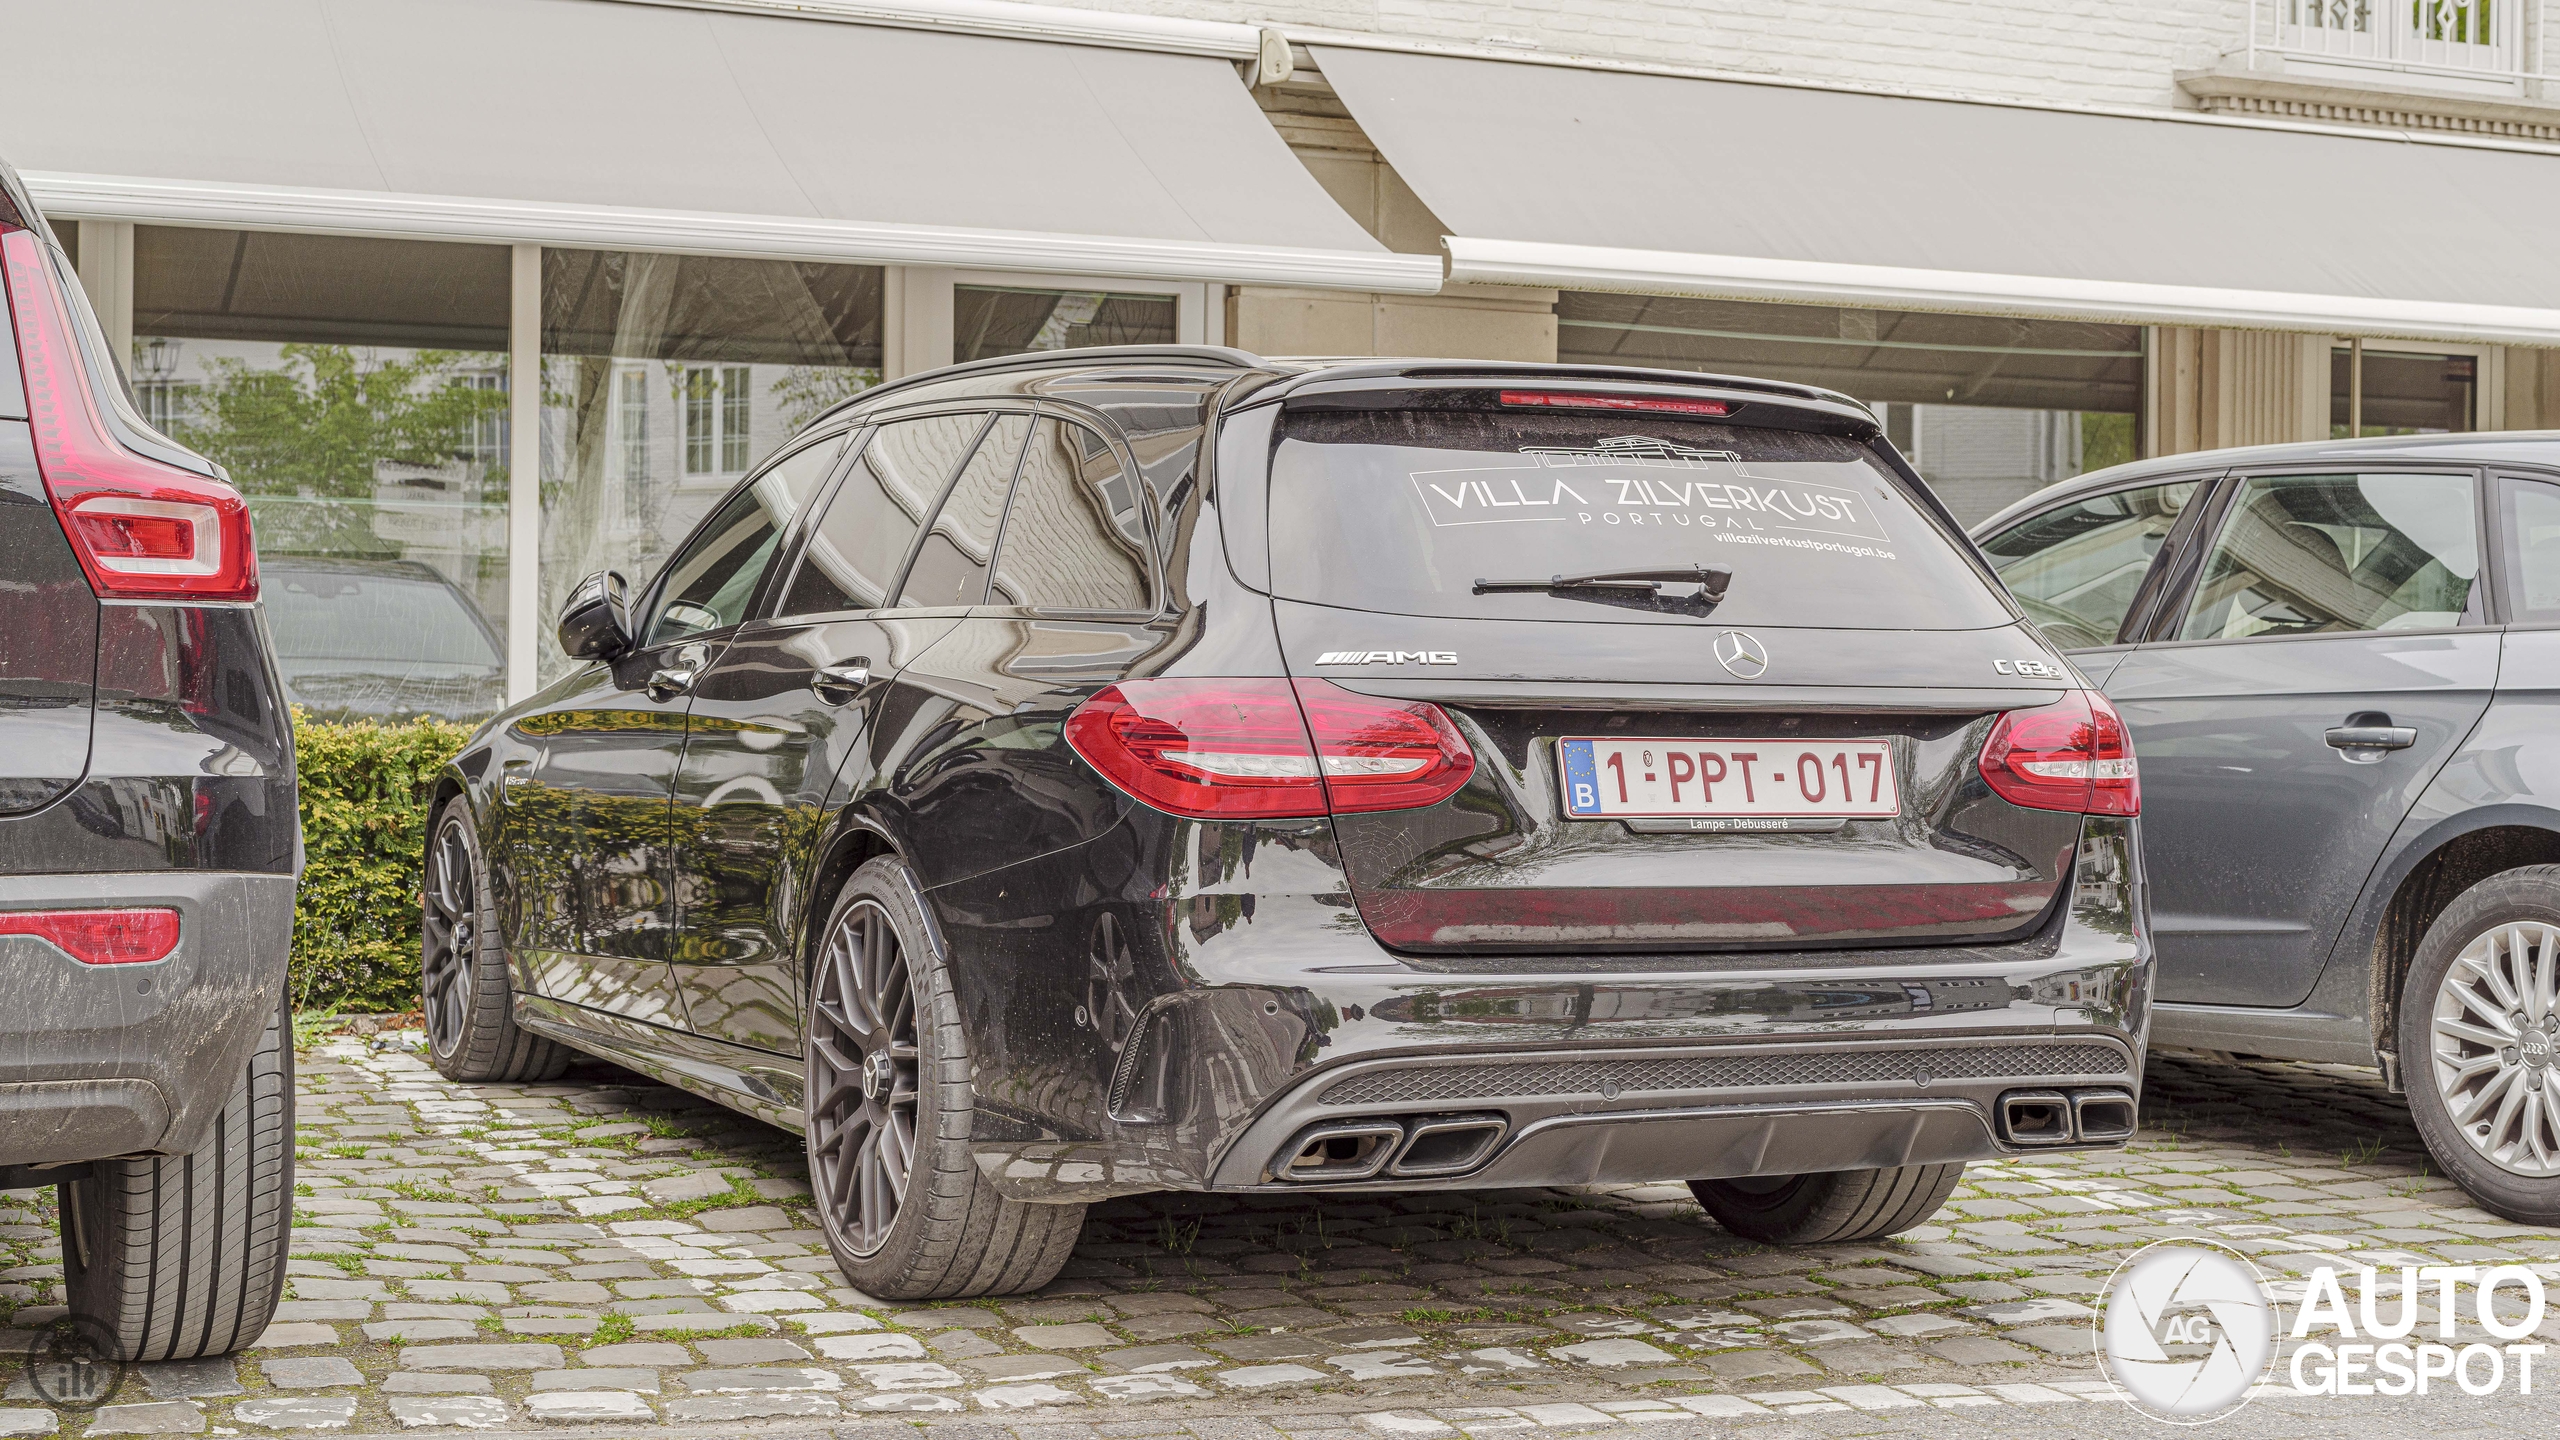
left=421, top=347, right=2151, bottom=1299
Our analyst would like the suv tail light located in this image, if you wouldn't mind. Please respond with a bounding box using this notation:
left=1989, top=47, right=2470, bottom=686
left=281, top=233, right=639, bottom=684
left=1065, top=678, right=1476, bottom=820
left=0, top=908, right=182, bottom=965
left=1, top=230, right=255, bottom=601
left=1978, top=690, right=2139, bottom=816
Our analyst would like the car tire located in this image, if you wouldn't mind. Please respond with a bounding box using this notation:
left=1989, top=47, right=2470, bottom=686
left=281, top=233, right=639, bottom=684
left=805, top=857, right=1085, bottom=1300
left=1689, top=1163, right=1965, bottom=1244
left=2401, top=865, right=2560, bottom=1223
left=59, top=988, right=293, bottom=1360
left=422, top=798, right=569, bottom=1084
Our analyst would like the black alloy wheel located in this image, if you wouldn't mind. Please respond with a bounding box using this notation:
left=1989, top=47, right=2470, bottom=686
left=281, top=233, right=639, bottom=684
left=421, top=815, right=477, bottom=1053
left=419, top=799, right=568, bottom=1083
left=807, top=898, right=921, bottom=1256
left=803, top=857, right=1085, bottom=1299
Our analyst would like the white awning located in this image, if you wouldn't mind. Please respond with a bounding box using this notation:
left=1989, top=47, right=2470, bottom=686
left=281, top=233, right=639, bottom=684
left=3, top=0, right=1435, bottom=293
left=1312, top=43, right=2560, bottom=342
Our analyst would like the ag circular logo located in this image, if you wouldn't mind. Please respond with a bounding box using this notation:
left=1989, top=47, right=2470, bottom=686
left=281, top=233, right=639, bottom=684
left=2095, top=1241, right=2276, bottom=1423
left=1712, top=630, right=1768, bottom=679
left=25, top=1314, right=127, bottom=1409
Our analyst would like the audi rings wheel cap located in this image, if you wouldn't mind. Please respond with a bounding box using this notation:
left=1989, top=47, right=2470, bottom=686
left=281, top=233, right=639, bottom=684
left=2431, top=919, right=2560, bottom=1177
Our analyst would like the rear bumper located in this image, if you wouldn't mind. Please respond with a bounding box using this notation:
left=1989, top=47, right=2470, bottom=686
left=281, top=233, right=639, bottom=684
left=1205, top=1035, right=2136, bottom=1191
left=0, top=871, right=292, bottom=1165
left=954, top=814, right=2150, bottom=1201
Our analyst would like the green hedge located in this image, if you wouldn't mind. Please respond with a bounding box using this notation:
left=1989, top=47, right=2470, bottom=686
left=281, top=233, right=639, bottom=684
left=292, top=712, right=470, bottom=1012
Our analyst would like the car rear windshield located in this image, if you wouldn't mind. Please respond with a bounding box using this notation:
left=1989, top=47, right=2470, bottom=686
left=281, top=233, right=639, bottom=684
left=1266, top=408, right=2015, bottom=630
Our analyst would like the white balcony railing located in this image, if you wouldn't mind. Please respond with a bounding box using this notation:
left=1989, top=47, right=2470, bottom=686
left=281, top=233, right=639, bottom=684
left=2248, top=0, right=2534, bottom=86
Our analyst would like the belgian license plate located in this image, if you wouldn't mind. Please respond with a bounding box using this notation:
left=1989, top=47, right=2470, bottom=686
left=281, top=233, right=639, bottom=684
left=1558, top=737, right=1899, bottom=820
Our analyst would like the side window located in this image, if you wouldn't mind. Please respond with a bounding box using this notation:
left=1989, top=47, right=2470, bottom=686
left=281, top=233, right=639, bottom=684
left=987, top=419, right=1150, bottom=612
left=643, top=433, right=846, bottom=646
left=2499, top=477, right=2560, bottom=624
left=1979, top=482, right=2198, bottom=649
left=898, top=414, right=1033, bottom=609
left=2177, top=472, right=2481, bottom=642
left=777, top=413, right=979, bottom=616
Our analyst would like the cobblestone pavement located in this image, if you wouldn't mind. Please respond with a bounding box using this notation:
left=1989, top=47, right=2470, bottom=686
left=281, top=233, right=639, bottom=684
left=0, top=1038, right=2550, bottom=1439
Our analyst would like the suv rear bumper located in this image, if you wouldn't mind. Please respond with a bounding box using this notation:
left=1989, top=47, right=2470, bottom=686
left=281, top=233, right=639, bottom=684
left=0, top=872, right=292, bottom=1166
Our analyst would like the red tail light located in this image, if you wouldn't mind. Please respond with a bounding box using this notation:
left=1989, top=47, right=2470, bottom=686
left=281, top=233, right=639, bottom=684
left=1, top=229, right=256, bottom=601
left=1978, top=690, right=2139, bottom=816
left=1295, top=680, right=1477, bottom=814
left=0, top=908, right=182, bottom=965
left=1064, top=679, right=1476, bottom=821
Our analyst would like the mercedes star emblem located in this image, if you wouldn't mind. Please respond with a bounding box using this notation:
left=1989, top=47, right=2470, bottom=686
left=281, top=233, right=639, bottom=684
left=1713, top=630, right=1769, bottom=679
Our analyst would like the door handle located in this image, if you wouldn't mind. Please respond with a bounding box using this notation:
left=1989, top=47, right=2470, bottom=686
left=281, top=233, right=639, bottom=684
left=811, top=659, right=874, bottom=706
left=2326, top=723, right=2417, bottom=752
left=646, top=666, right=697, bottom=700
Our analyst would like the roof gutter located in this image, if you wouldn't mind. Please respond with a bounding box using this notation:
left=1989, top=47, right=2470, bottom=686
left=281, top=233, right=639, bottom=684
left=24, top=171, right=1442, bottom=295
left=1445, top=235, right=2560, bottom=348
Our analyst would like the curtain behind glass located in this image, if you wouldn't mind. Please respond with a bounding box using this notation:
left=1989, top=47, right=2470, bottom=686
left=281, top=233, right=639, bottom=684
left=538, top=250, right=884, bottom=679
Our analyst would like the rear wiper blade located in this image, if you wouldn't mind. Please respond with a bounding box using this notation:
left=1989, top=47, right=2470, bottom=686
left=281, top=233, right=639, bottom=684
left=1472, top=564, right=1732, bottom=599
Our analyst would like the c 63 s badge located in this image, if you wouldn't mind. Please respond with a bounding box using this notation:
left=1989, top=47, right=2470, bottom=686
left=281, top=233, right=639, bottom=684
left=1315, top=650, right=1457, bottom=666
left=1994, top=657, right=2068, bottom=678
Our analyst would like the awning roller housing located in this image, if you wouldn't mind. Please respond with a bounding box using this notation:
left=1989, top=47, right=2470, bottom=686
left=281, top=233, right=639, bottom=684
left=1316, top=43, right=2560, bottom=344
left=2, top=0, right=1432, bottom=293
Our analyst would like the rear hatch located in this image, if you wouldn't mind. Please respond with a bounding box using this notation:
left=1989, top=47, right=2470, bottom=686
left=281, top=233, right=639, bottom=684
left=1263, top=391, right=2087, bottom=960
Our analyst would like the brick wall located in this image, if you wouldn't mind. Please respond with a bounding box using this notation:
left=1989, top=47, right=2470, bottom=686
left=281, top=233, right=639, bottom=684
left=1077, top=0, right=2248, bottom=110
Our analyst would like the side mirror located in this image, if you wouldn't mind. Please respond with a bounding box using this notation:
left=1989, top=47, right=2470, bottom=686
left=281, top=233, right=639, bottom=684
left=557, top=570, right=635, bottom=661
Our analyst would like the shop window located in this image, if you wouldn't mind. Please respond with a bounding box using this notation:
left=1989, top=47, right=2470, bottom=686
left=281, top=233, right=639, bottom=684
left=953, top=286, right=1176, bottom=363
left=1557, top=294, right=2143, bottom=526
left=130, top=225, right=514, bottom=724
left=541, top=250, right=884, bottom=680
left=2332, top=347, right=2475, bottom=438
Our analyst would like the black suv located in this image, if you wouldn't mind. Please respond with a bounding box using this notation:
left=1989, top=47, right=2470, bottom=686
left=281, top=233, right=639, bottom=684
left=0, top=163, right=296, bottom=1355
left=426, top=347, right=2151, bottom=1299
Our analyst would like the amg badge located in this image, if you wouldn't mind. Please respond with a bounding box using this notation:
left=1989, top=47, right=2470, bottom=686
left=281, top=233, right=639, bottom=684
left=1315, top=650, right=1458, bottom=666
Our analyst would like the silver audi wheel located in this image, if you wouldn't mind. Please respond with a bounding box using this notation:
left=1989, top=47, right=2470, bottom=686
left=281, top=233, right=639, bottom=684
left=807, top=898, right=919, bottom=1257
left=2430, top=919, right=2560, bottom=1177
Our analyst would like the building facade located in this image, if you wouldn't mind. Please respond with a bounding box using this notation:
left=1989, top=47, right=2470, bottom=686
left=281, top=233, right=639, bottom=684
left=8, top=0, right=2556, bottom=714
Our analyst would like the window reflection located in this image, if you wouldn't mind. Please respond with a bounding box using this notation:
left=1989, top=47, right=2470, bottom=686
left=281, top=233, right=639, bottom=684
left=130, top=225, right=513, bottom=723
left=1981, top=483, right=2195, bottom=649
left=540, top=250, right=883, bottom=678
left=2180, top=473, right=2479, bottom=640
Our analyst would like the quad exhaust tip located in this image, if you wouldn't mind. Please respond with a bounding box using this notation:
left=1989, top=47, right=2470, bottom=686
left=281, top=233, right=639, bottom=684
left=1276, top=1113, right=1509, bottom=1183
left=2000, top=1088, right=2136, bottom=1146
left=2072, top=1089, right=2137, bottom=1142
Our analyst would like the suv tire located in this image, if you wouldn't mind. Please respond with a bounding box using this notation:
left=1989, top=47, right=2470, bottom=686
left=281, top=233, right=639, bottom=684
left=423, top=799, right=569, bottom=1083
left=2402, top=865, right=2560, bottom=1222
left=1689, top=1163, right=1965, bottom=1244
left=61, top=989, right=293, bottom=1360
left=805, top=858, right=1084, bottom=1299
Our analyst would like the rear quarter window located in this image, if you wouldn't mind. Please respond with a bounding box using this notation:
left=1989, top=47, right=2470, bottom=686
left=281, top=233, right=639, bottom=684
left=1266, top=408, right=2014, bottom=630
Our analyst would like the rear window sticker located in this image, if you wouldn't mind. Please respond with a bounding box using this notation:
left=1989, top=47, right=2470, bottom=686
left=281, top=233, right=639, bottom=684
left=1407, top=435, right=1892, bottom=545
